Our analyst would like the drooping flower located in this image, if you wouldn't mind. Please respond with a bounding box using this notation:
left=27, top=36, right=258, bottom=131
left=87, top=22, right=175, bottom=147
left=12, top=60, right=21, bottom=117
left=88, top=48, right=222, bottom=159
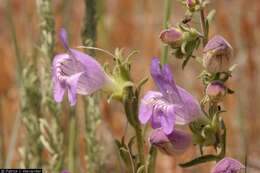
left=149, top=128, right=191, bottom=155
left=160, top=28, right=183, bottom=47
left=203, top=35, right=233, bottom=73
left=206, top=81, right=226, bottom=102
left=138, top=58, right=201, bottom=134
left=211, top=157, right=245, bottom=173
left=52, top=28, right=114, bottom=106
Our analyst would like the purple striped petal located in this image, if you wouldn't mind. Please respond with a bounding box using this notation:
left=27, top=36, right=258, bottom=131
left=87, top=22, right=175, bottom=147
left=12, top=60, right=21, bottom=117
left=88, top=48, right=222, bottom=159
left=52, top=54, right=68, bottom=103
left=67, top=73, right=83, bottom=106
left=159, top=105, right=176, bottom=134
left=139, top=91, right=163, bottom=124
left=211, top=157, right=245, bottom=173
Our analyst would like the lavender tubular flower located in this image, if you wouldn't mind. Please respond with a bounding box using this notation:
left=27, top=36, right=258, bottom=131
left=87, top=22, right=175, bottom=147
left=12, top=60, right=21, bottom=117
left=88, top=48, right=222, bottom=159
left=149, top=128, right=191, bottom=155
left=52, top=28, right=113, bottom=106
left=138, top=58, right=201, bottom=134
left=203, top=35, right=233, bottom=73
left=211, top=157, right=245, bottom=173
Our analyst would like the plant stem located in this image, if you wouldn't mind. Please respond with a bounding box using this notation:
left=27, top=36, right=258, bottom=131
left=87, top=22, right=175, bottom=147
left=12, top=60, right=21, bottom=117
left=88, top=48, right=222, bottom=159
left=147, top=146, right=157, bottom=173
left=162, top=0, right=172, bottom=65
left=134, top=124, right=145, bottom=168
left=68, top=108, right=76, bottom=172
left=196, top=0, right=207, bottom=46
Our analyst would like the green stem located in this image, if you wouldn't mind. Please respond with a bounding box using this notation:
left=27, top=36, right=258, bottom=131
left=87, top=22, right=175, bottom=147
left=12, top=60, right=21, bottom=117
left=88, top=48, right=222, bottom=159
left=196, top=0, right=207, bottom=46
left=147, top=146, right=157, bottom=173
left=162, top=0, right=172, bottom=65
left=68, top=108, right=76, bottom=172
left=134, top=124, right=145, bottom=168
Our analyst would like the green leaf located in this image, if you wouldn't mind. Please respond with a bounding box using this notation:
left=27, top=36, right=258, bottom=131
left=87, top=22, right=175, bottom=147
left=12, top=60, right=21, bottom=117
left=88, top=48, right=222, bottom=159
left=128, top=136, right=136, bottom=155
left=182, top=55, right=191, bottom=69
left=206, top=9, right=216, bottom=24
left=137, top=77, right=148, bottom=93
left=179, top=154, right=219, bottom=168
left=136, top=165, right=145, bottom=173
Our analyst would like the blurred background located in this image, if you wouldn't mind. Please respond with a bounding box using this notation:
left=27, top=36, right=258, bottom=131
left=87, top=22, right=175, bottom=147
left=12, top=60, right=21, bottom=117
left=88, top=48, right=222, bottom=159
left=0, top=0, right=260, bottom=172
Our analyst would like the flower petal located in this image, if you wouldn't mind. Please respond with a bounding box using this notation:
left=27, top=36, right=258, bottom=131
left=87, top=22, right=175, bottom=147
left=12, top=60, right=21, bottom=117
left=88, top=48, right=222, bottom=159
left=159, top=105, right=176, bottom=134
left=53, top=79, right=65, bottom=103
left=66, top=73, right=83, bottom=106
left=60, top=28, right=70, bottom=50
left=211, top=157, right=245, bottom=173
left=139, top=91, right=162, bottom=124
left=52, top=54, right=69, bottom=103
left=69, top=49, right=109, bottom=95
left=175, top=86, right=201, bottom=125
left=167, top=129, right=191, bottom=154
left=150, top=58, right=181, bottom=102
left=149, top=128, right=191, bottom=155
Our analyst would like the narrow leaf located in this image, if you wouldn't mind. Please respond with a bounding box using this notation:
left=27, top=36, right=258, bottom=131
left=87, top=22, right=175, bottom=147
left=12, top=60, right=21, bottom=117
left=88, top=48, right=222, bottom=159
left=179, top=154, right=219, bottom=168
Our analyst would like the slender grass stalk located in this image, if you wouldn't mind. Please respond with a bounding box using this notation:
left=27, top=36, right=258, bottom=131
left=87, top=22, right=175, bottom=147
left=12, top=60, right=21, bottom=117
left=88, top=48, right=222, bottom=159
left=36, top=0, right=65, bottom=172
left=4, top=0, right=25, bottom=168
left=81, top=0, right=104, bottom=172
left=162, top=0, right=172, bottom=65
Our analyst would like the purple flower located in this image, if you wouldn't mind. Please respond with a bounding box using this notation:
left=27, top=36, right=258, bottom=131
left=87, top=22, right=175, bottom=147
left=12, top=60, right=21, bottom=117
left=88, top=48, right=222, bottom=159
left=160, top=28, right=183, bottom=47
left=149, top=128, right=191, bottom=155
left=61, top=171, right=70, bottom=173
left=138, top=58, right=201, bottom=134
left=211, top=157, right=245, bottom=173
left=52, top=28, right=113, bottom=106
left=203, top=35, right=233, bottom=73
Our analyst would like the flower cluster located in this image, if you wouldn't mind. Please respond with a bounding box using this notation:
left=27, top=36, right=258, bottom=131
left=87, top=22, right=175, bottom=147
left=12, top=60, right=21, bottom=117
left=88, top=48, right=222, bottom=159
left=52, top=0, right=245, bottom=170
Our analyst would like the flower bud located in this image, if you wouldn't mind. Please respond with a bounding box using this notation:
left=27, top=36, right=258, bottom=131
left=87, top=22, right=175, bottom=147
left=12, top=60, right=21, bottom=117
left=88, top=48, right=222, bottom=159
left=211, top=157, right=245, bottom=173
left=206, top=81, right=226, bottom=102
left=149, top=128, right=191, bottom=155
left=160, top=28, right=183, bottom=48
left=186, top=0, right=196, bottom=8
left=203, top=35, right=233, bottom=73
